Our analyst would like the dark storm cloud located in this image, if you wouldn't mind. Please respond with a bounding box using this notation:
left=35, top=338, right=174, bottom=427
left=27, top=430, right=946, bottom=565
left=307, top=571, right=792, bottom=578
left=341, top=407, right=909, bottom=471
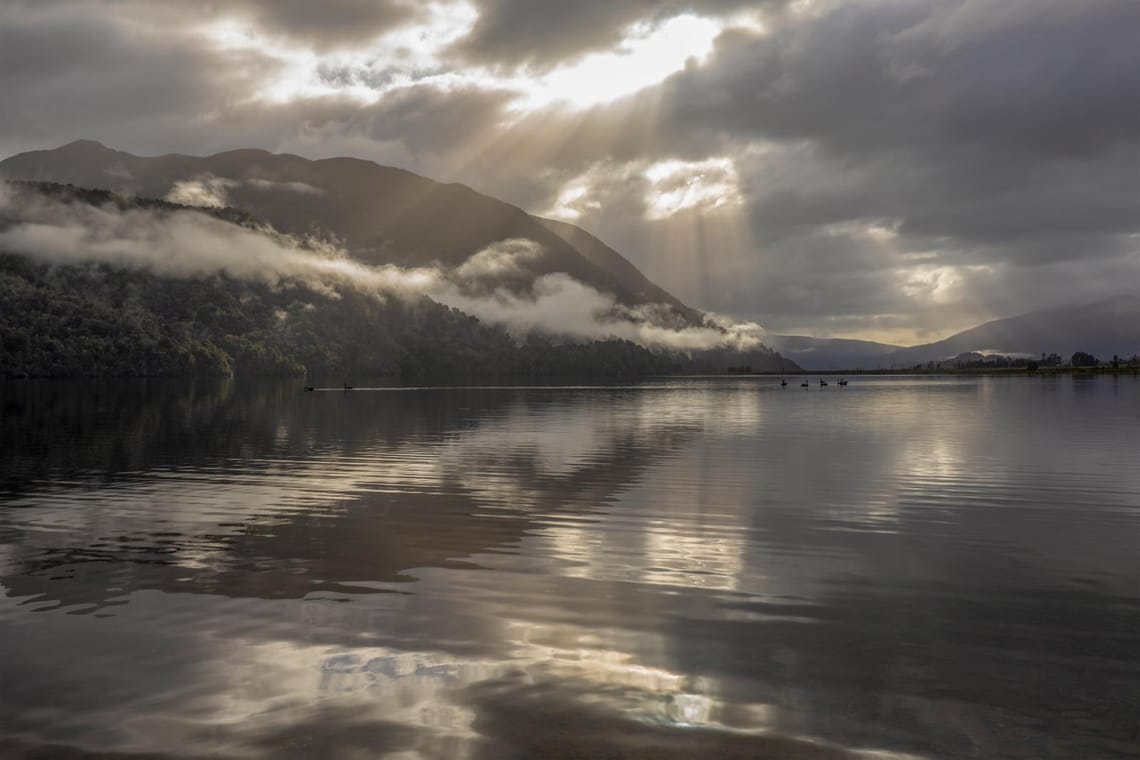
left=2, top=0, right=422, bottom=49
left=0, top=0, right=1136, bottom=341
left=654, top=0, right=1140, bottom=247
left=663, top=0, right=1140, bottom=157
left=0, top=2, right=278, bottom=157
left=359, top=85, right=517, bottom=157
left=451, top=1, right=665, bottom=70
left=224, top=0, right=421, bottom=49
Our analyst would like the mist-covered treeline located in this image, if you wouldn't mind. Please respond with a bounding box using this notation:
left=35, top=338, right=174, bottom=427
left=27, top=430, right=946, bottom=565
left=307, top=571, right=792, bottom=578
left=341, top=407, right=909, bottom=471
left=0, top=253, right=689, bottom=379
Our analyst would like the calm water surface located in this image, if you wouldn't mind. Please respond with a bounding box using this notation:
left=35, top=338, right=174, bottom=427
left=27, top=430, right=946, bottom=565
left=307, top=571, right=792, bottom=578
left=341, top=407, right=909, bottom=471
left=1, top=376, right=1139, bottom=759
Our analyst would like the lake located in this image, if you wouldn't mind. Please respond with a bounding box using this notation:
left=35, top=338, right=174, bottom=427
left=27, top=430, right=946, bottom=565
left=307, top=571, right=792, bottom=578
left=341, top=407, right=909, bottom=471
left=1, top=376, right=1138, bottom=759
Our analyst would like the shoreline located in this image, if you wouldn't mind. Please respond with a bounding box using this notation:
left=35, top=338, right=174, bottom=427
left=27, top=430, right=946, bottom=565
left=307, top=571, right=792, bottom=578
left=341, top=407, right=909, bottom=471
left=667, top=366, right=1140, bottom=377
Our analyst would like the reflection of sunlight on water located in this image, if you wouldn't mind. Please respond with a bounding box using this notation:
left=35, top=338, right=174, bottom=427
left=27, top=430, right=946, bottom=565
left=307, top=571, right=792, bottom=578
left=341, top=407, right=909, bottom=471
left=643, top=527, right=745, bottom=591
left=297, top=618, right=781, bottom=741
left=899, top=436, right=964, bottom=482
left=289, top=622, right=922, bottom=758
left=543, top=514, right=748, bottom=591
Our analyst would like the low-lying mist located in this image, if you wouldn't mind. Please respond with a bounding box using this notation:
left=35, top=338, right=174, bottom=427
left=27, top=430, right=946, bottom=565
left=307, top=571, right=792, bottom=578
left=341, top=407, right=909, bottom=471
left=0, top=182, right=764, bottom=353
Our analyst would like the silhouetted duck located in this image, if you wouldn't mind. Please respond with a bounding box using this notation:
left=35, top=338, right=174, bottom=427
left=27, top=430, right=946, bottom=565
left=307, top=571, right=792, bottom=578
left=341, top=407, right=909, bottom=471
left=819, top=379, right=828, bottom=387
left=781, top=379, right=788, bottom=387
left=303, top=386, right=315, bottom=392
left=838, top=379, right=848, bottom=386
left=343, top=382, right=353, bottom=391
left=800, top=380, right=809, bottom=388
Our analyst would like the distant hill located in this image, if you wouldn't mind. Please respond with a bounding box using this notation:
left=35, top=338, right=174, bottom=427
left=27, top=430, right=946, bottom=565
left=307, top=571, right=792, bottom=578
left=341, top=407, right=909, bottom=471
left=0, top=140, right=701, bottom=323
left=775, top=297, right=1140, bottom=370
left=779, top=296, right=1135, bottom=369
left=877, top=296, right=1140, bottom=368
left=765, top=335, right=903, bottom=371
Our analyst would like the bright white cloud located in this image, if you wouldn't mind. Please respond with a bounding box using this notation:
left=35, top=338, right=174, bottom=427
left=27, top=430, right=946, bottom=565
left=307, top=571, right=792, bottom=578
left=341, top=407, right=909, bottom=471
left=514, top=14, right=724, bottom=110
left=203, top=8, right=729, bottom=114
left=545, top=182, right=596, bottom=221
left=543, top=156, right=744, bottom=223
left=644, top=157, right=741, bottom=220
left=164, top=175, right=238, bottom=208
left=204, top=2, right=480, bottom=105
left=246, top=178, right=325, bottom=195
left=899, top=263, right=993, bottom=304
left=542, top=162, right=633, bottom=221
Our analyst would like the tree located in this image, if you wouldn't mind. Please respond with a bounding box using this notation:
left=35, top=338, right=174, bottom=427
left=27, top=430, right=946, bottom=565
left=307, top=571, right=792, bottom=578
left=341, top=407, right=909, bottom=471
left=1071, top=351, right=1098, bottom=368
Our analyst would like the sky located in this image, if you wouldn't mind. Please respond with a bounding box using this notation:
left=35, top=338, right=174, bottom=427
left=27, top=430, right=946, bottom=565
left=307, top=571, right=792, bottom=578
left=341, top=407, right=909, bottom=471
left=1, top=0, right=1137, bottom=344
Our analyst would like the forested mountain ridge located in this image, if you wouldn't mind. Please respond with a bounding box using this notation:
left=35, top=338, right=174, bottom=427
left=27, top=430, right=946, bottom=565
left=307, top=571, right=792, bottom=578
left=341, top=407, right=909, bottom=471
left=0, top=182, right=798, bottom=378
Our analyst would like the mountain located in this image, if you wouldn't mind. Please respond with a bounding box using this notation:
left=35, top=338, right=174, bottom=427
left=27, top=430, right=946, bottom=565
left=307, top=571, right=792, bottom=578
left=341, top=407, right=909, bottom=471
left=764, top=335, right=903, bottom=371
left=535, top=217, right=696, bottom=323
left=876, top=295, right=1140, bottom=368
left=0, top=183, right=683, bottom=379
left=0, top=140, right=701, bottom=322
left=779, top=296, right=1140, bottom=370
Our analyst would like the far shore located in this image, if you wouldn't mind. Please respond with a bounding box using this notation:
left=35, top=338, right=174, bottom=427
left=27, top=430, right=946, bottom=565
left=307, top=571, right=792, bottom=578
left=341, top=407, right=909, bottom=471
left=670, top=365, right=1140, bottom=377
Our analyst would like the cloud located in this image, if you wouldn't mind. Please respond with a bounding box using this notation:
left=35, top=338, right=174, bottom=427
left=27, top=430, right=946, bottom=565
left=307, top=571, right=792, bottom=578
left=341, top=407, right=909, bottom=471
left=226, top=0, right=423, bottom=50
left=449, top=0, right=786, bottom=72
left=0, top=0, right=1138, bottom=343
left=165, top=175, right=239, bottom=208
left=0, top=184, right=436, bottom=297
left=452, top=237, right=543, bottom=284
left=433, top=239, right=764, bottom=351
left=643, top=156, right=740, bottom=220
left=164, top=175, right=325, bottom=209
left=246, top=178, right=325, bottom=195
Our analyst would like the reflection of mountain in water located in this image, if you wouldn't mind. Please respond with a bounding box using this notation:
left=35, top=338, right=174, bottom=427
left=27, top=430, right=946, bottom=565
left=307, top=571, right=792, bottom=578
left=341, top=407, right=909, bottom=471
left=0, top=381, right=700, bottom=608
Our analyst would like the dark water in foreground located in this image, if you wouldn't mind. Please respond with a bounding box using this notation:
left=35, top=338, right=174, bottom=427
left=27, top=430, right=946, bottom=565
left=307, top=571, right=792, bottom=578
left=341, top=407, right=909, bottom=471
left=1, top=376, right=1138, bottom=759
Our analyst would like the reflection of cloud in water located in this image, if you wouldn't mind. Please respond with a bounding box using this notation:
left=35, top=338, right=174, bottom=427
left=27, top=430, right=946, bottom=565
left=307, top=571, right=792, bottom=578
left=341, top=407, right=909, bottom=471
left=209, top=612, right=924, bottom=759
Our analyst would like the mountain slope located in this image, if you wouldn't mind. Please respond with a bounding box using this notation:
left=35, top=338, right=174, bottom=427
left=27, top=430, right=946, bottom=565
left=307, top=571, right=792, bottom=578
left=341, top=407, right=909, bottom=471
left=877, top=296, right=1140, bottom=368
left=0, top=140, right=696, bottom=321
left=536, top=217, right=700, bottom=323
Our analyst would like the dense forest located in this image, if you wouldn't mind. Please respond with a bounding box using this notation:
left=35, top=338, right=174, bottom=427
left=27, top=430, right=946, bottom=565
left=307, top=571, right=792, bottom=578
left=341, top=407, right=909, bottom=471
left=0, top=183, right=796, bottom=379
